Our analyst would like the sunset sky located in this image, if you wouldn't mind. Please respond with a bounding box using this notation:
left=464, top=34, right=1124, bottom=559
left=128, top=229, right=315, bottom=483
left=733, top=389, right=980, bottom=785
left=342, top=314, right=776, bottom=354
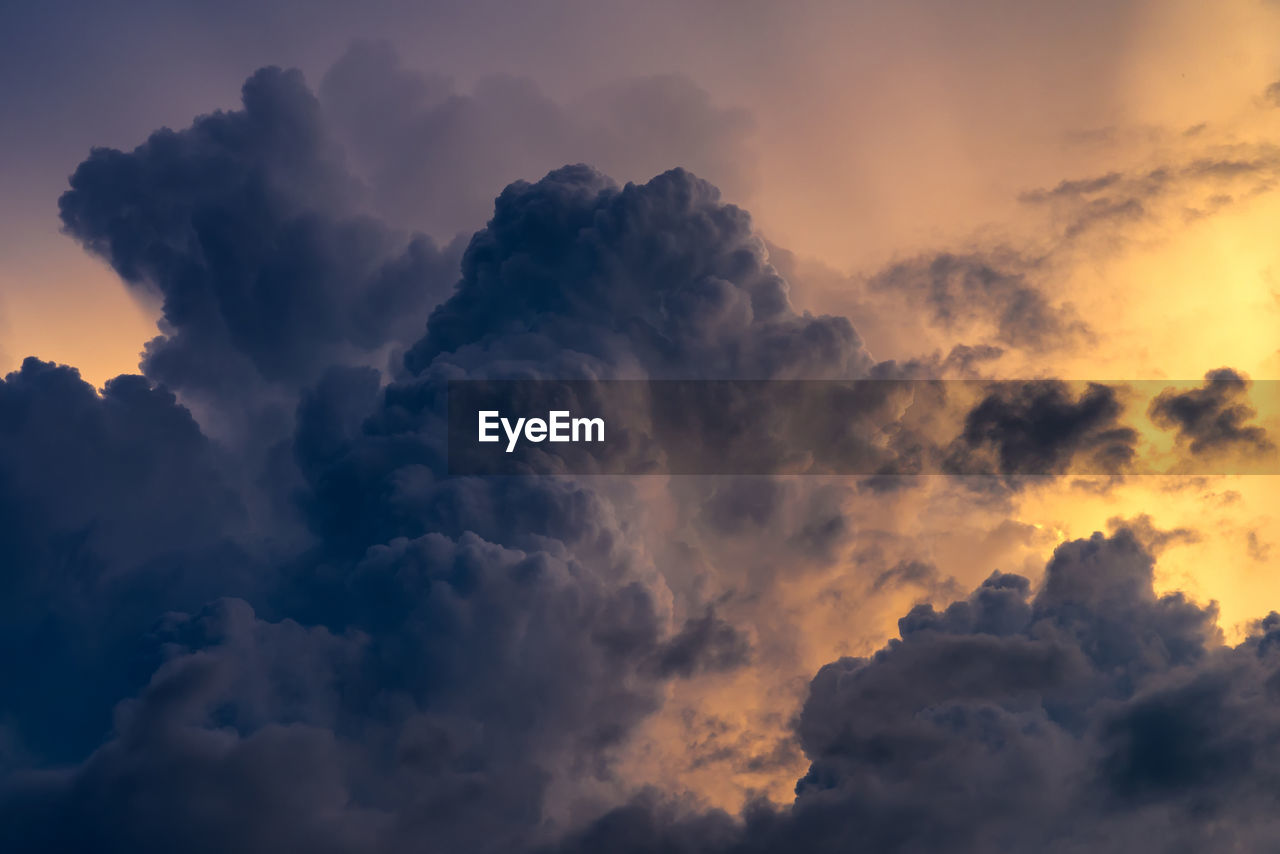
left=4, top=2, right=1280, bottom=851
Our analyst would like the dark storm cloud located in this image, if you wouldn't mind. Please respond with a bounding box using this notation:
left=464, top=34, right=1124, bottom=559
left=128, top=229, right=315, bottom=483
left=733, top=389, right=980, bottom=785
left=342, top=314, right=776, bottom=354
left=0, top=598, right=380, bottom=854
left=946, top=380, right=1139, bottom=476
left=270, top=160, right=863, bottom=847
left=3, top=55, right=873, bottom=851
left=302, top=162, right=870, bottom=548
left=1149, top=368, right=1275, bottom=455
left=58, top=66, right=462, bottom=437
left=780, top=530, right=1225, bottom=852
left=321, top=40, right=754, bottom=241
left=405, top=164, right=869, bottom=380
left=0, top=358, right=254, bottom=765
left=539, top=792, right=742, bottom=854
left=555, top=529, right=1280, bottom=853
left=13, top=50, right=1280, bottom=854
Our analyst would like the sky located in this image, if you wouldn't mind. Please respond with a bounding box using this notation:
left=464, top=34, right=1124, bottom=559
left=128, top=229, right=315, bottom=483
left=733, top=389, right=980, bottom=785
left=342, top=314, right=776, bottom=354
left=4, top=1, right=1280, bottom=851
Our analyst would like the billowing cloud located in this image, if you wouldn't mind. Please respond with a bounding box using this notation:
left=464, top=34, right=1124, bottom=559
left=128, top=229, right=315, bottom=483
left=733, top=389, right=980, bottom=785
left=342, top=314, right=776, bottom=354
left=1150, top=368, right=1275, bottom=456
left=58, top=66, right=462, bottom=441
left=404, top=164, right=865, bottom=381
left=2, top=61, right=868, bottom=853
left=0, top=358, right=254, bottom=765
left=945, top=380, right=1138, bottom=476
left=556, top=530, right=1280, bottom=852
left=7, top=40, right=1280, bottom=854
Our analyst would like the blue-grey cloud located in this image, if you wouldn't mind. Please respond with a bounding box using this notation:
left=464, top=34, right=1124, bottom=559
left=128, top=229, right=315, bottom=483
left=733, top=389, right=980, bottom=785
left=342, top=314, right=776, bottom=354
left=553, top=530, right=1280, bottom=853
left=59, top=66, right=463, bottom=443
left=0, top=358, right=254, bottom=765
left=3, top=60, right=861, bottom=853
left=8, top=52, right=1280, bottom=854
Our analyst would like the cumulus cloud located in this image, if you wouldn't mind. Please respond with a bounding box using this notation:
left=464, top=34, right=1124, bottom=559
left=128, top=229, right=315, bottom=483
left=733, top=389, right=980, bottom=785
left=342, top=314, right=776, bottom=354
left=9, top=49, right=1280, bottom=854
left=558, top=530, right=1280, bottom=852
left=58, top=66, right=462, bottom=441
left=405, top=164, right=866, bottom=381
left=3, top=59, right=870, bottom=852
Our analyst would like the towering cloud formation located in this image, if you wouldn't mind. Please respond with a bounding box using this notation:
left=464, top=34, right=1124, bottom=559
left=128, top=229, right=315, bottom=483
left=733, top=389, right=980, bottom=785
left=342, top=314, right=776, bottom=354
left=4, top=62, right=864, bottom=852
left=59, top=66, right=461, bottom=442
left=405, top=164, right=867, bottom=380
left=5, top=57, right=1280, bottom=854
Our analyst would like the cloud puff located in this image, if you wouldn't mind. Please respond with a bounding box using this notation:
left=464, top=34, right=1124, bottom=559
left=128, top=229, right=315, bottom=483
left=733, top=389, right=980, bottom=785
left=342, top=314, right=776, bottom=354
left=945, top=380, right=1139, bottom=476
left=406, top=164, right=868, bottom=380
left=1149, top=368, right=1275, bottom=455
left=557, top=529, right=1280, bottom=852
left=58, top=66, right=461, bottom=438
left=778, top=530, right=1274, bottom=852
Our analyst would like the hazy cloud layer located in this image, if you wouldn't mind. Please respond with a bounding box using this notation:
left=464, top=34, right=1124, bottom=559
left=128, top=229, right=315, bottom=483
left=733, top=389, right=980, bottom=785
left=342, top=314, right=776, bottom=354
left=321, top=41, right=754, bottom=240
